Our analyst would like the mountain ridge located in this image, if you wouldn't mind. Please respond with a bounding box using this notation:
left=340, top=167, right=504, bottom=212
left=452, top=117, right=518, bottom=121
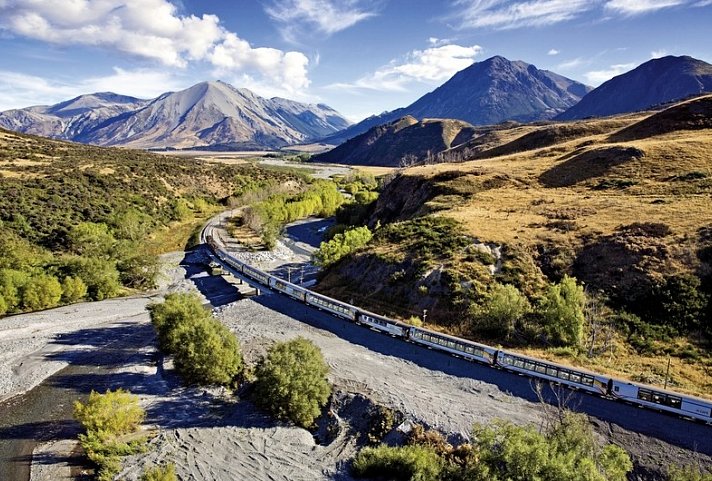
left=557, top=55, right=712, bottom=120
left=322, top=55, right=591, bottom=145
left=0, top=81, right=350, bottom=150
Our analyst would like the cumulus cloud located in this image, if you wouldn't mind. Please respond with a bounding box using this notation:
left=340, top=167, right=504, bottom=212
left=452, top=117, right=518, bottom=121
left=584, top=63, right=635, bottom=85
left=605, top=0, right=686, bottom=14
left=329, top=43, right=483, bottom=92
left=265, top=0, right=377, bottom=41
left=548, top=48, right=560, bottom=55
left=0, top=67, right=187, bottom=110
left=450, top=0, right=594, bottom=30
left=0, top=0, right=311, bottom=95
left=651, top=49, right=669, bottom=58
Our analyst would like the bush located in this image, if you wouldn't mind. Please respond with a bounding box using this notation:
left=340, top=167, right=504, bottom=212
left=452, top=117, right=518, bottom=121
left=254, top=337, right=331, bottom=428
left=0, top=268, right=30, bottom=312
left=314, top=226, right=373, bottom=266
left=668, top=465, right=712, bottom=481
left=472, top=283, right=530, bottom=338
left=351, top=444, right=443, bottom=481
left=21, top=274, right=62, bottom=311
left=74, top=389, right=145, bottom=437
left=67, top=222, right=116, bottom=258
left=149, top=293, right=243, bottom=386
left=141, top=463, right=177, bottom=481
left=61, top=257, right=121, bottom=301
left=74, top=389, right=147, bottom=481
left=61, top=276, right=87, bottom=303
left=539, top=275, right=586, bottom=347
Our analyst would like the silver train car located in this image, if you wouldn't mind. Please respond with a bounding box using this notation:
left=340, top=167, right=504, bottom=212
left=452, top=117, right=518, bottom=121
left=203, top=231, right=712, bottom=425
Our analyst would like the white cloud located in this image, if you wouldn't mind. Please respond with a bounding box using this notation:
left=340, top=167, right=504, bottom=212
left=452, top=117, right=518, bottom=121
left=428, top=37, right=454, bottom=47
left=450, top=0, right=594, bottom=30
left=328, top=43, right=483, bottom=92
left=0, top=67, right=187, bottom=110
left=584, top=63, right=635, bottom=85
left=605, top=0, right=686, bottom=14
left=0, top=0, right=312, bottom=97
left=557, top=57, right=587, bottom=70
left=548, top=48, right=560, bottom=55
left=265, top=0, right=377, bottom=41
left=651, top=49, right=668, bottom=58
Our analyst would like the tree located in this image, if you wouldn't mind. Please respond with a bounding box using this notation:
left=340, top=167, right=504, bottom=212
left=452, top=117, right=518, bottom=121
left=352, top=445, right=443, bottom=481
left=74, top=389, right=145, bottom=438
left=62, top=257, right=121, bottom=301
left=0, top=295, right=7, bottom=316
left=142, top=463, right=177, bottom=481
left=67, top=222, right=116, bottom=258
left=314, top=226, right=372, bottom=266
left=171, top=317, right=243, bottom=386
left=21, top=274, right=62, bottom=311
left=472, top=283, right=530, bottom=338
left=540, top=275, right=586, bottom=347
left=0, top=269, right=30, bottom=312
left=149, top=293, right=243, bottom=386
left=61, top=276, right=88, bottom=303
left=254, top=337, right=331, bottom=428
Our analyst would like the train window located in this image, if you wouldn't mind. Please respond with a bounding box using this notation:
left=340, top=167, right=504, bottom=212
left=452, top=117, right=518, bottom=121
left=667, top=396, right=682, bottom=409
left=465, top=346, right=473, bottom=354
left=524, top=361, right=535, bottom=371
left=559, top=371, right=570, bottom=381
left=514, top=359, right=525, bottom=368
left=535, top=364, right=546, bottom=374
left=546, top=367, right=558, bottom=377
left=638, top=389, right=652, bottom=402
left=583, top=376, right=594, bottom=386
left=652, top=393, right=664, bottom=404
left=570, top=373, right=581, bottom=383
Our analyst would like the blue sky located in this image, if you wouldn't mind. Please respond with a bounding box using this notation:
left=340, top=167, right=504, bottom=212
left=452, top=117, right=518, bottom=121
left=0, top=0, right=711, bottom=121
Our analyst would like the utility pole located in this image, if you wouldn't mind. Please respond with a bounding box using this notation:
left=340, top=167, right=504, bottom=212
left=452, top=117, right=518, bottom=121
left=422, top=309, right=428, bottom=325
left=664, top=356, right=671, bottom=390
left=286, top=266, right=294, bottom=283
left=300, top=265, right=305, bottom=285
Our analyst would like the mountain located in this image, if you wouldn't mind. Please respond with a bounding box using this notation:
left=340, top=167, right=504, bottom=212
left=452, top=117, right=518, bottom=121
left=322, top=56, right=591, bottom=145
left=557, top=55, right=712, bottom=120
left=313, top=116, right=478, bottom=167
left=0, top=92, right=147, bottom=140
left=0, top=81, right=351, bottom=150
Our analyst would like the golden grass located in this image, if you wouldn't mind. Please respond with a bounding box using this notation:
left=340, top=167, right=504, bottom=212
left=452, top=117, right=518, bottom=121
left=144, top=208, right=221, bottom=255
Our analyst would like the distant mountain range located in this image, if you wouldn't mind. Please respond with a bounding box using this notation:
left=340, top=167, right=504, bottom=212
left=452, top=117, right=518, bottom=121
left=321, top=56, right=592, bottom=145
left=2, top=55, right=711, bottom=153
left=557, top=55, right=712, bottom=120
left=0, top=81, right=350, bottom=150
left=313, top=116, right=478, bottom=167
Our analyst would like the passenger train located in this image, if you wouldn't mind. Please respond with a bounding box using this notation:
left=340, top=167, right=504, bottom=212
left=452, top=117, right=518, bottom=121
left=204, top=229, right=712, bottom=425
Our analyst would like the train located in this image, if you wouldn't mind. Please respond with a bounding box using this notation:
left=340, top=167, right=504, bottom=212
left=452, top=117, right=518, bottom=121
left=203, top=229, right=712, bottom=425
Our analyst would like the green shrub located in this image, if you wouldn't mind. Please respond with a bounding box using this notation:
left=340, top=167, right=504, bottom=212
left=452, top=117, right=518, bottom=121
left=61, top=257, right=121, bottom=301
left=539, top=275, right=586, bottom=347
left=0, top=269, right=30, bottom=312
left=352, top=444, right=443, bottom=481
left=472, top=283, right=530, bottom=338
left=315, top=226, right=373, bottom=266
left=21, top=274, right=62, bottom=311
left=74, top=389, right=147, bottom=481
left=141, top=463, right=177, bottom=481
left=0, top=295, right=7, bottom=315
left=67, top=222, right=116, bottom=258
left=668, top=465, right=712, bottom=481
left=149, top=293, right=243, bottom=386
left=254, top=337, right=331, bottom=428
left=61, top=276, right=88, bottom=303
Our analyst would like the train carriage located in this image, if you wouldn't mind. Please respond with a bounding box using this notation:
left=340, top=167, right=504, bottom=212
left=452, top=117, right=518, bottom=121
left=242, top=264, right=272, bottom=285
left=270, top=277, right=308, bottom=302
left=496, top=351, right=610, bottom=395
left=610, top=380, right=712, bottom=424
left=357, top=312, right=409, bottom=337
left=409, top=327, right=497, bottom=365
left=305, top=292, right=357, bottom=320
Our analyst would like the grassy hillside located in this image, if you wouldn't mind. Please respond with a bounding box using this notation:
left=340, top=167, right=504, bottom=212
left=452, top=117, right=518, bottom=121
left=316, top=95, right=712, bottom=397
left=0, top=128, right=302, bottom=315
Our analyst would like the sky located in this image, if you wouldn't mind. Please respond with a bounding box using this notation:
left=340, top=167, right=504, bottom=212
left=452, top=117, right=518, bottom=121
left=0, top=0, right=711, bottom=122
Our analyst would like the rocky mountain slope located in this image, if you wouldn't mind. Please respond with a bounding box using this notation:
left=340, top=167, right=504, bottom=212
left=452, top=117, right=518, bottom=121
left=323, top=56, right=591, bottom=145
left=557, top=55, right=712, bottom=120
left=313, top=116, right=478, bottom=166
left=0, top=81, right=350, bottom=150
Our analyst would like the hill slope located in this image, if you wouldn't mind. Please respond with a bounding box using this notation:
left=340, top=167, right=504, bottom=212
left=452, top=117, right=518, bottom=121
left=323, top=56, right=591, bottom=145
left=315, top=95, right=712, bottom=397
left=313, top=116, right=478, bottom=166
left=557, top=55, right=712, bottom=120
left=0, top=82, right=350, bottom=150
